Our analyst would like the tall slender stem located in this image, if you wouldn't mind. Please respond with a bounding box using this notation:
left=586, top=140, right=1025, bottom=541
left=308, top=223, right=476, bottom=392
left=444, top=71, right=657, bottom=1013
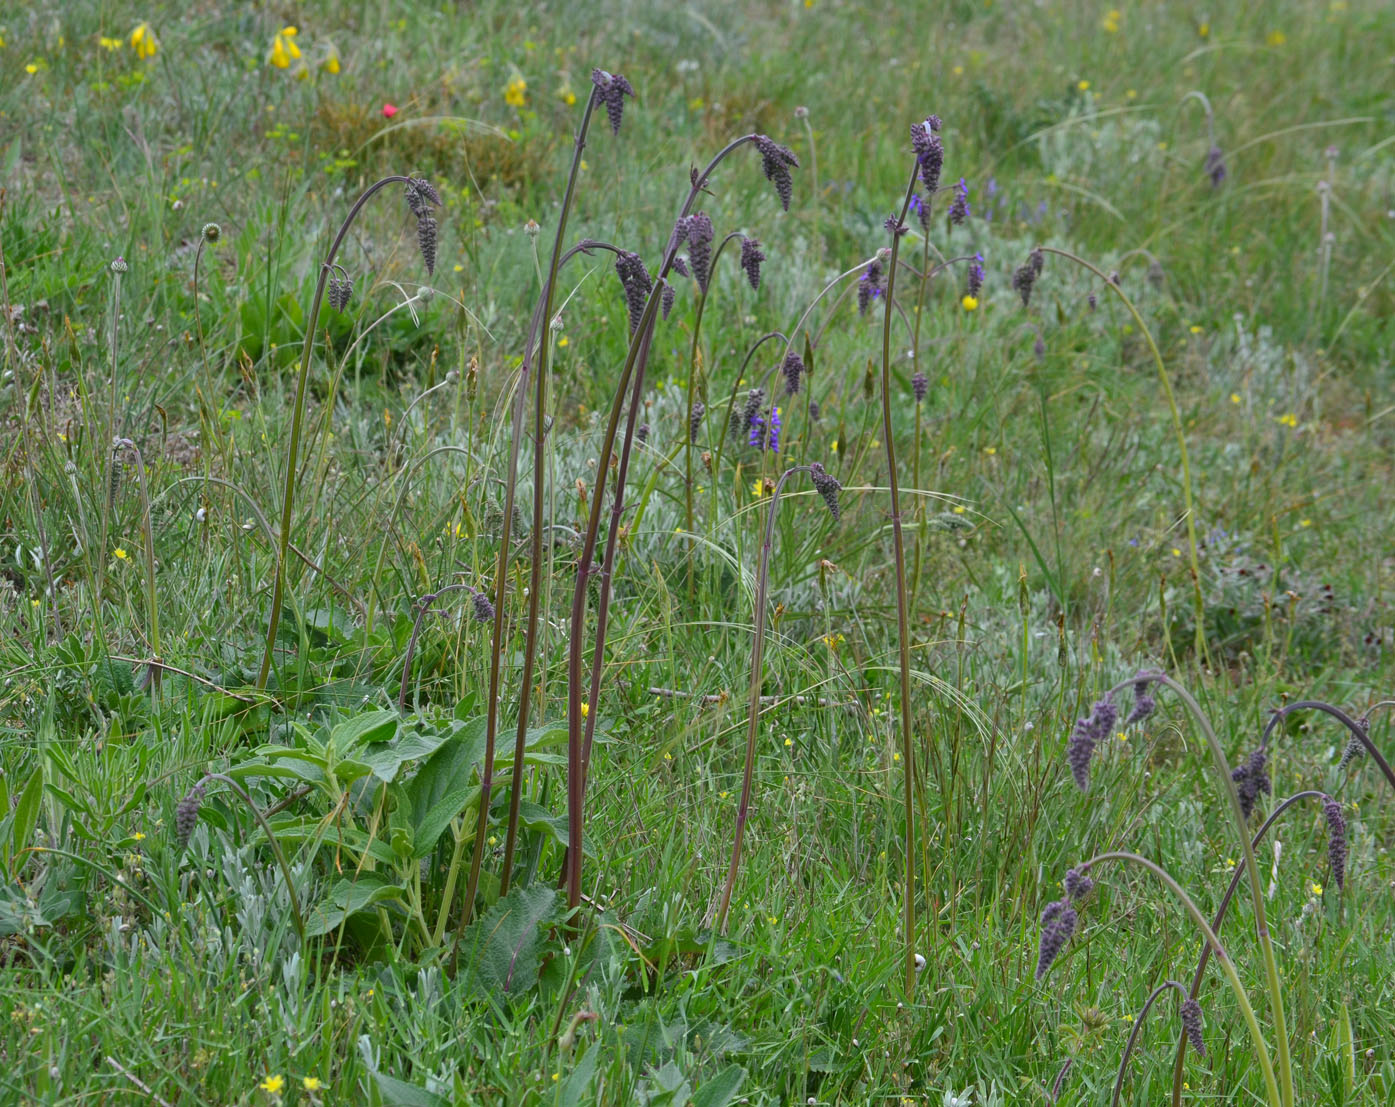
left=500, top=94, right=601, bottom=894
left=257, top=175, right=410, bottom=690
left=882, top=167, right=920, bottom=995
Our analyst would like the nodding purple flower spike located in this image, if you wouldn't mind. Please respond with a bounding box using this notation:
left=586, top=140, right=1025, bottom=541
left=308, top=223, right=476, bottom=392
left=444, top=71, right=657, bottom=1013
left=614, top=250, right=653, bottom=334
left=672, top=255, right=691, bottom=279
left=684, top=212, right=715, bottom=293
left=1230, top=747, right=1271, bottom=819
left=405, top=177, right=442, bottom=219
left=1204, top=144, right=1227, bottom=188
left=1323, top=794, right=1347, bottom=890
left=1066, top=699, right=1117, bottom=791
left=1063, top=867, right=1094, bottom=902
left=858, top=259, right=885, bottom=316
left=767, top=406, right=780, bottom=453
left=736, top=387, right=765, bottom=442
left=591, top=69, right=636, bottom=135
left=949, top=178, right=971, bottom=225
left=1035, top=898, right=1078, bottom=980
left=884, top=214, right=908, bottom=237
left=1180, top=998, right=1207, bottom=1057
left=416, top=214, right=439, bottom=275
left=911, top=118, right=944, bottom=194
left=912, top=370, right=928, bottom=405
left=809, top=462, right=842, bottom=522
left=661, top=283, right=676, bottom=320
left=1012, top=247, right=1045, bottom=307
left=689, top=400, right=705, bottom=443
left=782, top=351, right=805, bottom=395
left=175, top=782, right=206, bottom=849
left=740, top=237, right=766, bottom=291
left=1124, top=679, right=1156, bottom=726
left=752, top=134, right=800, bottom=211
left=1337, top=733, right=1365, bottom=772
left=966, top=253, right=985, bottom=299
left=909, top=191, right=931, bottom=231
left=471, top=589, right=495, bottom=624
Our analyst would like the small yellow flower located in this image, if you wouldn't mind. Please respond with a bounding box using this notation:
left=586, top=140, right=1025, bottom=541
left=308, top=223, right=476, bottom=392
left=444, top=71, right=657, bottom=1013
left=130, top=22, right=158, bottom=59
left=561, top=88, right=576, bottom=105
left=983, top=446, right=997, bottom=456
left=830, top=439, right=838, bottom=454
left=453, top=264, right=464, bottom=273
left=322, top=48, right=341, bottom=75
left=1171, top=547, right=1182, bottom=557
left=961, top=294, right=979, bottom=311
left=99, top=36, right=123, bottom=52
left=31, top=598, right=42, bottom=608
left=283, top=32, right=301, bottom=61
left=1189, top=324, right=1203, bottom=334
left=1230, top=393, right=1241, bottom=404
left=784, top=737, right=793, bottom=748
left=1077, top=79, right=1091, bottom=91
left=114, top=547, right=129, bottom=560
left=1266, top=30, right=1287, bottom=46
left=1225, top=857, right=1236, bottom=869
left=752, top=479, right=766, bottom=497
left=580, top=701, right=589, bottom=718
left=259, top=1075, right=284, bottom=1094
left=557, top=336, right=569, bottom=348
left=302, top=1077, right=322, bottom=1092
left=1299, top=518, right=1312, bottom=527
left=1126, top=88, right=1137, bottom=99
left=1310, top=881, right=1322, bottom=896
left=270, top=35, right=290, bottom=68
left=26, top=62, right=39, bottom=74
left=505, top=75, right=527, bottom=107
left=1277, top=412, right=1298, bottom=428
left=133, top=831, right=146, bottom=841
left=1198, top=21, right=1210, bottom=37
left=1102, top=10, right=1121, bottom=33
left=952, top=505, right=966, bottom=514
left=488, top=835, right=497, bottom=845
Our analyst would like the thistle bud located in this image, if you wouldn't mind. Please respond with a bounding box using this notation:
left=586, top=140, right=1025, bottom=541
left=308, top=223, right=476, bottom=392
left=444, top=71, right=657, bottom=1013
left=110, top=256, right=129, bottom=274
left=202, top=222, right=221, bottom=243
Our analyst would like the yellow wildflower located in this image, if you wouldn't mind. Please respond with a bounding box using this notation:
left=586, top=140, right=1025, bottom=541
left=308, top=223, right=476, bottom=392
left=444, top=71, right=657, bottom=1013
left=130, top=22, right=157, bottom=59
left=322, top=48, right=340, bottom=75
left=1189, top=324, right=1203, bottom=334
left=961, top=294, right=979, bottom=311
left=505, top=75, right=527, bottom=107
left=302, top=1077, right=322, bottom=1091
left=1230, top=393, right=1241, bottom=404
left=1277, top=412, right=1298, bottom=428
left=752, top=479, right=765, bottom=497
left=1310, top=881, right=1322, bottom=896
left=282, top=29, right=301, bottom=60
left=259, top=1075, right=284, bottom=1094
left=1102, top=10, right=1121, bottom=33
left=580, top=701, right=589, bottom=718
left=1077, top=79, right=1091, bottom=91
left=114, top=547, right=129, bottom=560
left=1198, top=21, right=1210, bottom=37
left=99, top=36, right=123, bottom=52
left=1266, top=30, right=1287, bottom=46
left=133, top=831, right=146, bottom=841
left=270, top=35, right=290, bottom=68
left=561, top=87, right=576, bottom=105
left=26, top=62, right=39, bottom=74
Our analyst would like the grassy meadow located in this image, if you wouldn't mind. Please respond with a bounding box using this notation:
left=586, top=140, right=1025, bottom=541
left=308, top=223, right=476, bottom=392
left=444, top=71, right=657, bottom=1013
left=2, top=0, right=1394, bottom=1103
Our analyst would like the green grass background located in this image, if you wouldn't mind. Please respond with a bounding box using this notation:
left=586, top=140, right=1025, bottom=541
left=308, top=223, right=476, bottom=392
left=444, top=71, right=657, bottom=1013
left=1, top=0, right=1393, bottom=1103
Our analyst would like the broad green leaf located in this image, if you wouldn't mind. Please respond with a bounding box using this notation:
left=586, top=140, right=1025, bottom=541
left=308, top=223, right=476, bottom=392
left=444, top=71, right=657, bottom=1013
left=263, top=816, right=399, bottom=867
left=517, top=800, right=587, bottom=853
left=359, top=725, right=453, bottom=784
left=691, top=1065, right=745, bottom=1107
left=459, top=883, right=558, bottom=996
left=10, top=765, right=44, bottom=877
left=305, top=875, right=405, bottom=937
left=405, top=718, right=487, bottom=858
left=331, top=708, right=400, bottom=750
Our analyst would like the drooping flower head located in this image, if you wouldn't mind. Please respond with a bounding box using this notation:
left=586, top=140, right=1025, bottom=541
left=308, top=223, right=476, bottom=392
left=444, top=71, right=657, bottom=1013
left=966, top=253, right=985, bottom=299
left=1066, top=698, right=1118, bottom=791
left=1230, top=747, right=1271, bottom=819
left=661, top=283, right=676, bottom=320
left=782, top=351, right=805, bottom=396
left=175, top=781, right=206, bottom=849
left=752, top=134, right=800, bottom=211
left=809, top=462, right=842, bottom=523
left=736, top=387, right=766, bottom=443
left=405, top=178, right=443, bottom=275
left=471, top=588, right=495, bottom=623
left=858, top=259, right=885, bottom=316
left=740, top=237, right=766, bottom=291
left=683, top=212, right=715, bottom=293
left=591, top=69, right=636, bottom=135
left=1204, top=145, right=1227, bottom=188
left=1012, top=248, right=1045, bottom=307
left=1035, top=897, right=1078, bottom=980
left=614, top=250, right=653, bottom=334
left=1179, top=998, right=1207, bottom=1057
left=1124, top=676, right=1157, bottom=726
left=689, top=400, right=705, bottom=444
left=912, top=371, right=928, bottom=405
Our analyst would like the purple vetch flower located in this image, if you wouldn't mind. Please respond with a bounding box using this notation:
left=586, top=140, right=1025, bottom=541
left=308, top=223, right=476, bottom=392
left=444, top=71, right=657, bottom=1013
left=1230, top=747, right=1271, bottom=819
left=912, top=370, right=928, bottom=405
left=1323, top=794, right=1347, bottom=890
left=752, top=134, right=800, bottom=211
left=948, top=177, right=970, bottom=225
left=1204, top=145, right=1227, bottom=188
left=684, top=212, right=715, bottom=293
left=910, top=118, right=944, bottom=194
left=809, top=462, right=842, bottom=522
left=1066, top=698, right=1118, bottom=790
left=740, top=236, right=766, bottom=291
left=1180, top=998, right=1207, bottom=1057
left=614, top=250, right=653, bottom=334
left=782, top=351, right=805, bottom=395
left=1035, top=898, right=1078, bottom=980
left=591, top=69, right=636, bottom=135
left=966, top=253, right=985, bottom=299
